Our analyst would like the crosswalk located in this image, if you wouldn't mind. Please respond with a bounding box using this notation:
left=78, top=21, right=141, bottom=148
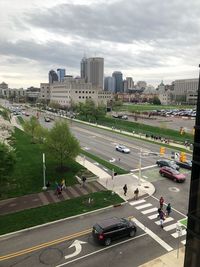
left=129, top=199, right=186, bottom=245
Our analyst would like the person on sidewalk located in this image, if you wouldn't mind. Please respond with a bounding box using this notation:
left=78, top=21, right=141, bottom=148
left=166, top=203, right=172, bottom=217
left=159, top=196, right=164, bottom=209
left=123, top=184, right=127, bottom=196
left=134, top=188, right=139, bottom=200
left=81, top=176, right=87, bottom=187
left=61, top=179, right=66, bottom=190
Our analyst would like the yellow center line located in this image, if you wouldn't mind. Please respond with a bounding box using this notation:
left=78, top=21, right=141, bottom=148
left=0, top=228, right=91, bottom=261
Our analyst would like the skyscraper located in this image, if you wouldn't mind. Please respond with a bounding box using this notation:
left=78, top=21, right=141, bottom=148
left=104, top=76, right=115, bottom=92
left=112, top=71, right=123, bottom=93
left=49, top=70, right=58, bottom=84
left=80, top=57, right=88, bottom=82
left=57, top=69, right=66, bottom=82
left=80, top=57, right=104, bottom=89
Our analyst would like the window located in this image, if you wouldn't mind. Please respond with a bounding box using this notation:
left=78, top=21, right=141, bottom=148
left=79, top=96, right=81, bottom=98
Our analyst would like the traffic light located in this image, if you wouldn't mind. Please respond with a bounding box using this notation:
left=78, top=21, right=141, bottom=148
left=180, top=152, right=187, bottom=162
left=160, top=147, right=166, bottom=155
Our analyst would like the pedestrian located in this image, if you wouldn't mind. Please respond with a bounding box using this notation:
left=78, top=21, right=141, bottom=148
left=123, top=184, right=127, bottom=196
left=159, top=209, right=165, bottom=228
left=134, top=188, right=139, bottom=200
left=159, top=196, right=164, bottom=209
left=166, top=203, right=172, bottom=217
left=81, top=176, right=86, bottom=187
left=118, top=158, right=121, bottom=162
left=61, top=178, right=66, bottom=189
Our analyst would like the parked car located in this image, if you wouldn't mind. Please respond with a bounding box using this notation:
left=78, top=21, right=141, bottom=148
left=116, top=145, right=130, bottom=153
left=159, top=166, right=186, bottom=182
left=92, top=217, right=137, bottom=246
left=175, top=160, right=192, bottom=170
left=156, top=159, right=180, bottom=170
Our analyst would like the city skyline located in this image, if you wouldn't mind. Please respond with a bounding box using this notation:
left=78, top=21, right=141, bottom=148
left=0, top=0, right=200, bottom=88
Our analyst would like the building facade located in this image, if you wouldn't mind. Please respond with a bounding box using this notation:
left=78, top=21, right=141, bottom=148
left=57, top=69, right=66, bottom=82
left=50, top=77, right=112, bottom=107
left=112, top=71, right=123, bottom=93
left=104, top=76, right=115, bottom=92
left=173, top=78, right=198, bottom=104
left=49, top=70, right=58, bottom=84
left=86, top=57, right=104, bottom=89
left=39, top=83, right=51, bottom=103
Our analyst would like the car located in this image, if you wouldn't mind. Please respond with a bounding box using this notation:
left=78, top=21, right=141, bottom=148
left=122, top=115, right=128, bottom=120
left=175, top=160, right=192, bottom=170
left=92, top=217, right=137, bottom=246
left=116, top=145, right=130, bottom=153
left=44, top=117, right=51, bottom=122
left=159, top=166, right=186, bottom=182
left=156, top=159, right=180, bottom=170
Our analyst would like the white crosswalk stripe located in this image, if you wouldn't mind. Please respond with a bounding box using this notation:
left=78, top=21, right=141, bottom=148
left=129, top=199, right=146, bottom=206
left=148, top=214, right=159, bottom=220
left=142, top=207, right=158, bottom=214
left=171, top=229, right=187, bottom=238
left=163, top=223, right=177, bottom=231
left=136, top=203, right=152, bottom=210
left=155, top=217, right=174, bottom=225
left=181, top=240, right=186, bottom=245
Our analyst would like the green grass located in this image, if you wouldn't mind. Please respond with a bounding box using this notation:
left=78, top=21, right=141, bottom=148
left=77, top=115, right=193, bottom=143
left=0, top=191, right=123, bottom=235
left=179, top=218, right=187, bottom=228
left=17, top=116, right=25, bottom=125
left=1, top=128, right=84, bottom=200
left=81, top=149, right=128, bottom=174
left=113, top=103, right=195, bottom=112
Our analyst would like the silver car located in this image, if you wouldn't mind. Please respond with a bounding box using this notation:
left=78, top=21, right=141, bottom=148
left=116, top=145, right=130, bottom=153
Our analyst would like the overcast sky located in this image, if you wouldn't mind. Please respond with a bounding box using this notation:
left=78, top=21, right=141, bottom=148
left=0, top=0, right=200, bottom=88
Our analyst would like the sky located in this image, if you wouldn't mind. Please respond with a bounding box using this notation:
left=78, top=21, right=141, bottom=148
left=0, top=0, right=200, bottom=88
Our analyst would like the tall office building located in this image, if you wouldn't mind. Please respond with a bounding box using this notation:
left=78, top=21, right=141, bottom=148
left=49, top=70, right=58, bottom=84
left=112, top=71, right=123, bottom=93
left=104, top=76, right=115, bottom=92
left=80, top=57, right=88, bottom=81
left=57, top=69, right=66, bottom=82
left=80, top=57, right=104, bottom=89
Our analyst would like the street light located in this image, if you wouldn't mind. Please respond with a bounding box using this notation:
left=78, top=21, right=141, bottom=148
left=42, top=153, right=47, bottom=190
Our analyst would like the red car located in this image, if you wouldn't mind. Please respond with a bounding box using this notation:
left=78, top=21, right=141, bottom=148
left=159, top=166, right=186, bottom=183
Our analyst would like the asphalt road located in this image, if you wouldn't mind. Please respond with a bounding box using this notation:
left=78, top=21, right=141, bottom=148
left=0, top=198, right=187, bottom=267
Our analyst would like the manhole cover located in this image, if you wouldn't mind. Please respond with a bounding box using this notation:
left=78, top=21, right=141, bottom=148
left=169, top=187, right=180, bottom=192
left=39, top=248, right=63, bottom=265
left=144, top=186, right=149, bottom=188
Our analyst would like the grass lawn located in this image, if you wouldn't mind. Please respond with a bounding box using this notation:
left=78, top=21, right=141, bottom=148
left=0, top=191, right=123, bottom=235
left=179, top=218, right=187, bottom=228
left=81, top=149, right=128, bottom=174
left=113, top=103, right=195, bottom=112
left=1, top=128, right=84, bottom=200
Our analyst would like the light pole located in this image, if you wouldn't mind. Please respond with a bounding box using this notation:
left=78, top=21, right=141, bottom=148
left=42, top=153, right=47, bottom=190
left=138, top=149, right=142, bottom=186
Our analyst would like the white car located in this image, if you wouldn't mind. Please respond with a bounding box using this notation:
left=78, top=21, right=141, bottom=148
left=116, top=145, right=130, bottom=153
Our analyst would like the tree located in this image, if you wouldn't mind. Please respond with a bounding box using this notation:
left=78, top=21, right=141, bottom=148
left=23, top=116, right=41, bottom=143
left=0, top=142, right=16, bottom=194
left=45, top=120, right=80, bottom=170
left=48, top=101, right=62, bottom=110
left=93, top=103, right=106, bottom=121
left=152, top=96, right=161, bottom=105
left=34, top=125, right=48, bottom=144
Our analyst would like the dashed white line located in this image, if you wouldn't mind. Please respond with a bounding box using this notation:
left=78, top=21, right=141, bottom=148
left=148, top=214, right=159, bottom=220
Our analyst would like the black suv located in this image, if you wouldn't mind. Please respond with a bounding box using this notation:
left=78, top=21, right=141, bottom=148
left=92, top=217, right=137, bottom=246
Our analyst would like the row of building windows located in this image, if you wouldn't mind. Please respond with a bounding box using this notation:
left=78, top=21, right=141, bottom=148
left=75, top=91, right=95, bottom=94
left=78, top=96, right=92, bottom=99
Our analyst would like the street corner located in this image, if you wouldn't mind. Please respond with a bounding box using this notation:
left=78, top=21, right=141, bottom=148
left=139, top=180, right=156, bottom=197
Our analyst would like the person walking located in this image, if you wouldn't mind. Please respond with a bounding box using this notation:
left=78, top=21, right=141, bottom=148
left=81, top=176, right=86, bottom=187
left=159, top=210, right=165, bottom=228
left=166, top=203, right=172, bottom=217
left=159, top=196, right=164, bottom=209
left=134, top=188, right=139, bottom=200
left=61, top=178, right=66, bottom=190
left=123, top=184, right=127, bottom=196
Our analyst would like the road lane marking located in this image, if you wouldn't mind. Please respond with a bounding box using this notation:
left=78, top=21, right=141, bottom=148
left=133, top=219, right=173, bottom=252
left=155, top=217, right=174, bottom=225
left=136, top=203, right=152, bottom=210
left=163, top=223, right=177, bottom=231
left=142, top=207, right=158, bottom=214
left=0, top=229, right=91, bottom=261
left=148, top=214, right=159, bottom=220
left=129, top=199, right=146, bottom=206
left=55, top=233, right=147, bottom=267
left=171, top=230, right=187, bottom=238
